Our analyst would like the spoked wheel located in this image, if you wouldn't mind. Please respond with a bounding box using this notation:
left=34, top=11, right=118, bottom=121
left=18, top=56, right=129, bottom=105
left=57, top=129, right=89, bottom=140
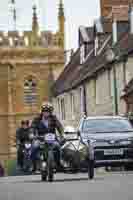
left=88, top=160, right=94, bottom=180
left=47, top=151, right=54, bottom=182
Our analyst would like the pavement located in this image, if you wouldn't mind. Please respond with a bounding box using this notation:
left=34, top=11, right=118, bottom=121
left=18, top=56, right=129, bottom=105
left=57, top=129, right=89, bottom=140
left=0, top=171, right=133, bottom=200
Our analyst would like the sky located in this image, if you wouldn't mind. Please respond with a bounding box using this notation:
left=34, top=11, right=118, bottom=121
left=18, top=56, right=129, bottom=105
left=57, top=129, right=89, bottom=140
left=0, top=0, right=100, bottom=49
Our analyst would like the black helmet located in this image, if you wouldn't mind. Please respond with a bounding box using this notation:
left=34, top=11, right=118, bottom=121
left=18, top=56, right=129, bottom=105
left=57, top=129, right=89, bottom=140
left=41, top=102, right=54, bottom=113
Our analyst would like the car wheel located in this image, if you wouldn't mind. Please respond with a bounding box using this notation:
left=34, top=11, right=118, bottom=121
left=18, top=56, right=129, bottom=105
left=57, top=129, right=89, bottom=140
left=41, top=172, right=47, bottom=181
left=88, top=160, right=94, bottom=180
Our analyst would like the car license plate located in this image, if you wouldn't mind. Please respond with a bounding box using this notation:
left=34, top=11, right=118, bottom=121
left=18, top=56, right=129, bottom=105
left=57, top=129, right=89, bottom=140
left=104, top=149, right=123, bottom=155
left=65, top=134, right=77, bottom=140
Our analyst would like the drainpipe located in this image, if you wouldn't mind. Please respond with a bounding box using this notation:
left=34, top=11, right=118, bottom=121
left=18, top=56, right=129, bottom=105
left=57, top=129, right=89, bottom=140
left=130, top=6, right=133, bottom=34
left=83, top=84, right=87, bottom=116
left=113, top=63, right=118, bottom=115
left=112, top=19, right=117, bottom=45
left=112, top=16, right=118, bottom=115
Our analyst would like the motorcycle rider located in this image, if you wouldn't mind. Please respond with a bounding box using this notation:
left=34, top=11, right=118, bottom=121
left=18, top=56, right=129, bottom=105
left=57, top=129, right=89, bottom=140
left=16, top=120, right=31, bottom=170
left=31, top=102, right=64, bottom=172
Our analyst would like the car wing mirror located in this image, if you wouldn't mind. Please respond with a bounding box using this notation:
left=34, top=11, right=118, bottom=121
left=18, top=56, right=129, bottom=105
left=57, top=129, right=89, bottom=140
left=77, top=130, right=80, bottom=137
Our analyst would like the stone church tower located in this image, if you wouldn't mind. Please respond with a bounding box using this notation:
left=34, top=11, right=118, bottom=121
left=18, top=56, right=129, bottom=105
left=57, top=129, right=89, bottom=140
left=0, top=1, right=65, bottom=164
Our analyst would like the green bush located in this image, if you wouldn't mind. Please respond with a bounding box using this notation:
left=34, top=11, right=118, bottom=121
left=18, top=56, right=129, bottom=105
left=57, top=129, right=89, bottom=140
left=6, top=159, right=17, bottom=176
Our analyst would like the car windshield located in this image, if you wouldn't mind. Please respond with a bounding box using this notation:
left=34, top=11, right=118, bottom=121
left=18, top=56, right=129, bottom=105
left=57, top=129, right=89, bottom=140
left=82, top=118, right=133, bottom=133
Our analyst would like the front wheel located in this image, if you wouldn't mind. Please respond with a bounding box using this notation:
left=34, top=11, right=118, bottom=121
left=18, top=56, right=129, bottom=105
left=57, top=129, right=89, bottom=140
left=41, top=172, right=47, bottom=181
left=88, top=160, right=94, bottom=180
left=47, top=151, right=54, bottom=182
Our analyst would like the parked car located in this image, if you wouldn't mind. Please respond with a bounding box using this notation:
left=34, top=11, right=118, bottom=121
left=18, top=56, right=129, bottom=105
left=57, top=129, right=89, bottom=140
left=78, top=116, right=133, bottom=179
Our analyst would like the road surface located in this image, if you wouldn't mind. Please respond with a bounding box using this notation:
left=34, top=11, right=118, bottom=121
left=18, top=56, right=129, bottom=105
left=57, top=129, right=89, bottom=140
left=0, top=171, right=133, bottom=200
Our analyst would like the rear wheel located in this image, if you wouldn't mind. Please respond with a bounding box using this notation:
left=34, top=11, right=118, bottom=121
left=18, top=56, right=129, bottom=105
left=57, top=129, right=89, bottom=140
left=88, top=160, right=94, bottom=180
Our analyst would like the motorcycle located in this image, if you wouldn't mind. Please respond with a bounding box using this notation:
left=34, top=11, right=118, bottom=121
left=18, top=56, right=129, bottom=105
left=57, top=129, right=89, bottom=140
left=36, top=129, right=89, bottom=182
left=23, top=141, right=32, bottom=172
left=39, top=133, right=57, bottom=182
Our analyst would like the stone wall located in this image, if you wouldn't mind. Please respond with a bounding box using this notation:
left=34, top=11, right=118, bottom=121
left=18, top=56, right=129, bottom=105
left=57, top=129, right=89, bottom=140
left=0, top=47, right=65, bottom=166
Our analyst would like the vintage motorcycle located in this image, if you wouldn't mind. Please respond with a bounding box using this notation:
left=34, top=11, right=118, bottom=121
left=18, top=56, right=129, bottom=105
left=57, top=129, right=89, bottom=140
left=39, top=127, right=90, bottom=182
left=23, top=141, right=32, bottom=172
left=39, top=133, right=58, bottom=182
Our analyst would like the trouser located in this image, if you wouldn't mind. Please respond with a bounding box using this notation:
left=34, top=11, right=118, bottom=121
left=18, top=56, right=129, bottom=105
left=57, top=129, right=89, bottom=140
left=17, top=145, right=24, bottom=168
left=31, top=146, right=40, bottom=171
left=53, top=142, right=61, bottom=167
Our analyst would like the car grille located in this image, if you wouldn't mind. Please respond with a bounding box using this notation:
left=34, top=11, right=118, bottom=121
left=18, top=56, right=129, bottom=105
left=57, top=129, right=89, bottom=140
left=94, top=146, right=133, bottom=161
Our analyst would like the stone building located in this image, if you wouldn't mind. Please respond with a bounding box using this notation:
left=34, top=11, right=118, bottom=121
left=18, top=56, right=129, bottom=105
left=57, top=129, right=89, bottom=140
left=0, top=0, right=65, bottom=163
left=52, top=1, right=133, bottom=128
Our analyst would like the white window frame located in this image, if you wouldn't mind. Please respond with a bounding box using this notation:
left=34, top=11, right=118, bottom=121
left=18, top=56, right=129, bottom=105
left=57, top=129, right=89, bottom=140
left=60, top=98, right=65, bottom=121
left=70, top=92, right=75, bottom=120
left=80, top=44, right=85, bottom=64
left=79, top=86, right=84, bottom=115
left=57, top=98, right=61, bottom=119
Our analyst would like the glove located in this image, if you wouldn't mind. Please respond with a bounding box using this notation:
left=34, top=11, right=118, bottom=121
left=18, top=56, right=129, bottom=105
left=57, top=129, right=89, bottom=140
left=60, top=136, right=66, bottom=145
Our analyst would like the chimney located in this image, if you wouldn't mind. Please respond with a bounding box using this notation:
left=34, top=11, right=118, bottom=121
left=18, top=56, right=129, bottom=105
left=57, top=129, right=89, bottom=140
left=112, top=18, right=117, bottom=44
left=130, top=6, right=133, bottom=34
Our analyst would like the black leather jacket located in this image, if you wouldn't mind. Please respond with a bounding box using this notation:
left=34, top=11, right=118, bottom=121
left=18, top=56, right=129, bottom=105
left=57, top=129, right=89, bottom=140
left=16, top=127, right=31, bottom=144
left=31, top=114, right=64, bottom=137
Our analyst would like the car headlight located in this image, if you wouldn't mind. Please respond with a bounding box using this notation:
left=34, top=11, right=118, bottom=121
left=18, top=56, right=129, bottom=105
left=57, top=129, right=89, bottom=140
left=120, top=140, right=132, bottom=145
left=88, top=139, right=97, bottom=145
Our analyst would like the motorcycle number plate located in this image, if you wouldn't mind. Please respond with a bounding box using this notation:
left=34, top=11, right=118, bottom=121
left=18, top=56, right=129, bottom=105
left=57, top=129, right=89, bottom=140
left=45, top=133, right=55, bottom=142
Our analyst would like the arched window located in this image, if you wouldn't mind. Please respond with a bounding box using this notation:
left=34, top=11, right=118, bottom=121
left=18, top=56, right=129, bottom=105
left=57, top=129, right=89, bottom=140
left=24, top=76, right=37, bottom=105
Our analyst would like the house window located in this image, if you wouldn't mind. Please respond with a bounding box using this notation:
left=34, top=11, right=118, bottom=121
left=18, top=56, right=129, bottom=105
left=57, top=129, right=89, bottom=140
left=24, top=37, right=29, bottom=46
left=108, top=69, right=111, bottom=97
left=79, top=87, right=84, bottom=114
left=70, top=93, right=75, bottom=119
left=57, top=98, right=61, bottom=119
left=80, top=44, right=85, bottom=64
left=60, top=98, right=65, bottom=120
left=24, top=76, right=37, bottom=105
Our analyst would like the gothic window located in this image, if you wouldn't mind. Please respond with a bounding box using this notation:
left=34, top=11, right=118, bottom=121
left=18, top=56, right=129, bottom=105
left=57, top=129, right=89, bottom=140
left=24, top=76, right=37, bottom=105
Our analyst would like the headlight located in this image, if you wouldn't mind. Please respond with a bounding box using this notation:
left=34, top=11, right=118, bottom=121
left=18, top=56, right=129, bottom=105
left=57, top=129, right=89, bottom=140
left=120, top=140, right=132, bottom=145
left=29, top=133, right=34, bottom=139
left=88, top=139, right=97, bottom=145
